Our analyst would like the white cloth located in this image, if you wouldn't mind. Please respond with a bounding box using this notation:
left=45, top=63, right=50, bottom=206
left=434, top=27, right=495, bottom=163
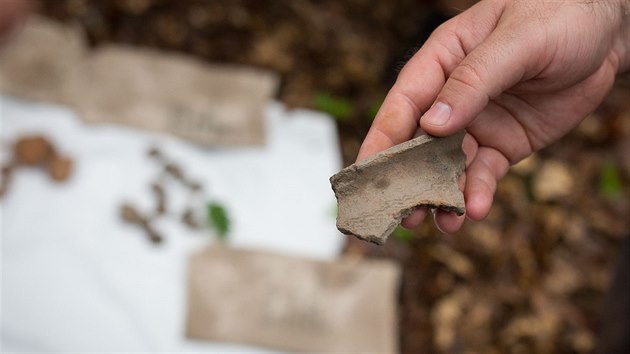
left=0, top=94, right=343, bottom=352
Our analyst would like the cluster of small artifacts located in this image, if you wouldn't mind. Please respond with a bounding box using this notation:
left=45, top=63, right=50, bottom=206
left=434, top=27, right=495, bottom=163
left=119, top=147, right=207, bottom=245
left=1, top=135, right=73, bottom=197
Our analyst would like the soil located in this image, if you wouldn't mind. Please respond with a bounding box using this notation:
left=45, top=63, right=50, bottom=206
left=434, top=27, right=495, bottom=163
left=40, top=1, right=630, bottom=353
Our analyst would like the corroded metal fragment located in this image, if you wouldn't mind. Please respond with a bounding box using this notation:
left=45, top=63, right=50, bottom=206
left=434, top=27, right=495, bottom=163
left=330, top=131, right=466, bottom=245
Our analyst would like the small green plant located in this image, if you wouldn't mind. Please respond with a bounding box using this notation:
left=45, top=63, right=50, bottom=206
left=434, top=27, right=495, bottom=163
left=313, top=91, right=354, bottom=121
left=368, top=98, right=383, bottom=123
left=392, top=226, right=414, bottom=244
left=207, top=202, right=230, bottom=240
left=598, top=161, right=624, bottom=199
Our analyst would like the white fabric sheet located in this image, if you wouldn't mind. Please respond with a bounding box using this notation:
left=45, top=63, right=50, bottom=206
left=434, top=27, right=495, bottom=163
left=0, top=94, right=344, bottom=352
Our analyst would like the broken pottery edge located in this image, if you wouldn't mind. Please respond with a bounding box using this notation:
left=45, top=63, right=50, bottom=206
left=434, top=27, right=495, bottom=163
left=330, top=135, right=436, bottom=184
left=337, top=200, right=466, bottom=245
left=330, top=131, right=467, bottom=245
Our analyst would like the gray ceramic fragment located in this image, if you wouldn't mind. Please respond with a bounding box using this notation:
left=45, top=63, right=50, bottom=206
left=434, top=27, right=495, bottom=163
left=330, top=131, right=466, bottom=245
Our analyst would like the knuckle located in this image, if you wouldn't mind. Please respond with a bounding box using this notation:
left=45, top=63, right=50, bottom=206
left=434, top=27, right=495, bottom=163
left=450, top=61, right=487, bottom=91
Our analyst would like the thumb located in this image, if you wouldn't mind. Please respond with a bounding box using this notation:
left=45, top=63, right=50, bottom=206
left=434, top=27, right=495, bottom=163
left=420, top=28, right=529, bottom=136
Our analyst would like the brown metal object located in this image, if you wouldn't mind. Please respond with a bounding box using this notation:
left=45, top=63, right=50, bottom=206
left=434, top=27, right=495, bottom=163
left=330, top=132, right=466, bottom=245
left=14, top=135, right=55, bottom=166
left=0, top=164, right=15, bottom=197
left=48, top=155, right=73, bottom=182
left=151, top=182, right=167, bottom=215
left=120, top=202, right=163, bottom=244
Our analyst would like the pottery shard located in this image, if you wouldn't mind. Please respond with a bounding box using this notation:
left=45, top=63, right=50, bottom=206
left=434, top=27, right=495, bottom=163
left=330, top=132, right=466, bottom=245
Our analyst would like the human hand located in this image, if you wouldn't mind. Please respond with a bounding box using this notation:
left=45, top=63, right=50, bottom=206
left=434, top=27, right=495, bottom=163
left=0, top=0, right=34, bottom=41
left=358, top=0, right=630, bottom=233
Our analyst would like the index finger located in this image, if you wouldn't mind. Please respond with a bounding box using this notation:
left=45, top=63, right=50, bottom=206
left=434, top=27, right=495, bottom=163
left=356, top=0, right=501, bottom=162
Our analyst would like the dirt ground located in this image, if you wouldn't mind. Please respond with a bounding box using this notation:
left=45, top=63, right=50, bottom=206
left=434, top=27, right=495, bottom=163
left=41, top=1, right=630, bottom=353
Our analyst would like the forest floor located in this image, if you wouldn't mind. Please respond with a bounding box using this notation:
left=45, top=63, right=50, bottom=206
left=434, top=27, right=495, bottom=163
left=42, top=1, right=630, bottom=353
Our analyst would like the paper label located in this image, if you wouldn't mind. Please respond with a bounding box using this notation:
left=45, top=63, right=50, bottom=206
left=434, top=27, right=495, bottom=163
left=0, top=16, right=86, bottom=104
left=186, top=246, right=400, bottom=353
left=0, top=16, right=278, bottom=146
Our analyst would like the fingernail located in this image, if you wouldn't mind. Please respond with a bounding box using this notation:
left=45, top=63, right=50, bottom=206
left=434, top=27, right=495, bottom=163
left=422, top=102, right=451, bottom=126
left=431, top=208, right=446, bottom=234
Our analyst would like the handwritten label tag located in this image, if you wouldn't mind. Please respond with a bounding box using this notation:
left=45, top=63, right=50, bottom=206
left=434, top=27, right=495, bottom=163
left=0, top=16, right=85, bottom=104
left=0, top=17, right=278, bottom=146
left=186, top=246, right=401, bottom=353
left=69, top=46, right=277, bottom=146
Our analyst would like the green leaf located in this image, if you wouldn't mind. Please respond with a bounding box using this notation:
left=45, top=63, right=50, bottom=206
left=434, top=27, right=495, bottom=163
left=206, top=202, right=230, bottom=240
left=368, top=98, right=383, bottom=123
left=313, top=91, right=354, bottom=121
left=599, top=161, right=624, bottom=199
left=392, top=226, right=414, bottom=243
